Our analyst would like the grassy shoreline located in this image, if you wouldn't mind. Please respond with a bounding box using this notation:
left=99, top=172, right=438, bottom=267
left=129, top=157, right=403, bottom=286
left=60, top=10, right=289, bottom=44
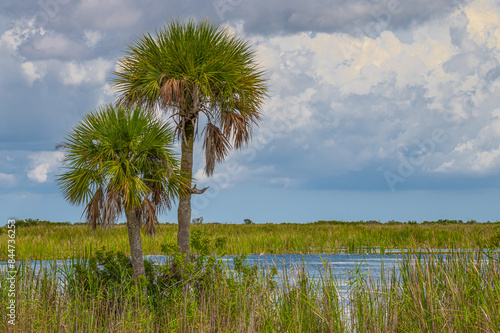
left=1, top=220, right=499, bottom=261
left=1, top=221, right=499, bottom=332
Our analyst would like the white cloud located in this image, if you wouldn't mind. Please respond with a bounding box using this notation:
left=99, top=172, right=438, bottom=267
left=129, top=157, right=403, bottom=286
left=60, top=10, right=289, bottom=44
left=21, top=61, right=46, bottom=85
left=270, top=177, right=293, bottom=188
left=454, top=141, right=474, bottom=153
left=194, top=168, right=209, bottom=184
left=472, top=147, right=500, bottom=172
left=31, top=32, right=85, bottom=58
left=27, top=151, right=64, bottom=183
left=0, top=19, right=45, bottom=51
left=194, top=163, right=275, bottom=191
left=463, top=0, right=500, bottom=48
left=14, top=57, right=114, bottom=87
left=96, top=83, right=116, bottom=105
left=83, top=30, right=103, bottom=48
left=0, top=173, right=16, bottom=186
left=60, top=58, right=114, bottom=85
left=433, top=160, right=456, bottom=173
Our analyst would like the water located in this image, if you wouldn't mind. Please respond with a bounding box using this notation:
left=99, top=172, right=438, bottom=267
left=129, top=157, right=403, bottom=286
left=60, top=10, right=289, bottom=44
left=2, top=250, right=496, bottom=287
left=0, top=253, right=403, bottom=292
left=2, top=251, right=497, bottom=299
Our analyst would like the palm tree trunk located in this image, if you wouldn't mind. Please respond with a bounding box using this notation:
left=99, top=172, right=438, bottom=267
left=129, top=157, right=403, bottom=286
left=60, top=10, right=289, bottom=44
left=177, top=120, right=195, bottom=254
left=125, top=208, right=146, bottom=279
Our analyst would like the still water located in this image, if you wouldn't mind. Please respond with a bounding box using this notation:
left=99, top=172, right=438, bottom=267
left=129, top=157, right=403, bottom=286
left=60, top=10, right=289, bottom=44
left=1, top=253, right=403, bottom=292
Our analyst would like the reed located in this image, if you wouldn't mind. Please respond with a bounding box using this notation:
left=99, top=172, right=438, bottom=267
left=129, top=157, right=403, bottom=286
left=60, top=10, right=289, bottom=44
left=1, top=247, right=498, bottom=332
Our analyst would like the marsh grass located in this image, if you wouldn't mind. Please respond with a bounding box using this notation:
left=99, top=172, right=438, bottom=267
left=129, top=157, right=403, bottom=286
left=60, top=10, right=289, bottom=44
left=1, top=247, right=499, bottom=332
left=349, top=248, right=500, bottom=332
left=1, top=221, right=499, bottom=261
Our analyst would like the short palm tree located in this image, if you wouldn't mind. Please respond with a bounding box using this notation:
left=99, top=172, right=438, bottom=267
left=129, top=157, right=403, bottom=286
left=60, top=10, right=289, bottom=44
left=112, top=19, right=269, bottom=254
left=57, top=104, right=185, bottom=279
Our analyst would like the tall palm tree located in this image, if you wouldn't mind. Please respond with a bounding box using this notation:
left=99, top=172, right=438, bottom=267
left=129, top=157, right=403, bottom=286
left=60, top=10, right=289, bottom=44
left=112, top=19, right=269, bottom=254
left=57, top=104, right=185, bottom=279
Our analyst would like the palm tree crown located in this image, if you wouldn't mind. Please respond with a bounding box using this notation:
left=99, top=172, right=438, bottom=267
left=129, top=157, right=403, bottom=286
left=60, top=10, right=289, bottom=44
left=112, top=19, right=268, bottom=175
left=57, top=103, right=184, bottom=235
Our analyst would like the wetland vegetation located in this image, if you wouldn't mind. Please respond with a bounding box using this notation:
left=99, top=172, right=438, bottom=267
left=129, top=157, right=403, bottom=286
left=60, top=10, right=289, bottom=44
left=2, top=220, right=499, bottom=332
left=1, top=229, right=499, bottom=332
left=1, top=219, right=499, bottom=261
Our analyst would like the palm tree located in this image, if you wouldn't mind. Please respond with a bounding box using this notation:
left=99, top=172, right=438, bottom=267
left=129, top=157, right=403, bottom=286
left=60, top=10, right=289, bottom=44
left=112, top=19, right=269, bottom=254
left=57, top=104, right=185, bottom=279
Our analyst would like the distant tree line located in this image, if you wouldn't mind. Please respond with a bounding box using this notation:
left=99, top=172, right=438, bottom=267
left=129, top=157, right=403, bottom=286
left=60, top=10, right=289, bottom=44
left=313, top=219, right=498, bottom=225
left=4, top=218, right=499, bottom=229
left=13, top=218, right=71, bottom=227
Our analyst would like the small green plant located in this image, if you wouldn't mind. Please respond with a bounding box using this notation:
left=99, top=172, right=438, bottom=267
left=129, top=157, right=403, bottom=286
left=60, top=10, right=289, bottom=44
left=244, top=218, right=253, bottom=225
left=69, top=247, right=154, bottom=304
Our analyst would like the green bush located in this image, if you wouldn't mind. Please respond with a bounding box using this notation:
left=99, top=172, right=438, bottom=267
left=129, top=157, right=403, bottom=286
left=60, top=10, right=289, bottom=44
left=67, top=229, right=268, bottom=315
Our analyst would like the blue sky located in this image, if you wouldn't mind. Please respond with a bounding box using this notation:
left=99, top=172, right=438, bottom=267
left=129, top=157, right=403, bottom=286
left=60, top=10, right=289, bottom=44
left=1, top=0, right=500, bottom=224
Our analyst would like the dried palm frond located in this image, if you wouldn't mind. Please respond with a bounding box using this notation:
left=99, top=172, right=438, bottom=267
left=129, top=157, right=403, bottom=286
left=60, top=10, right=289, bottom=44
left=203, top=123, right=231, bottom=176
left=139, top=198, right=158, bottom=236
left=101, top=190, right=122, bottom=229
left=159, top=75, right=190, bottom=108
left=220, top=111, right=252, bottom=149
left=84, top=188, right=103, bottom=230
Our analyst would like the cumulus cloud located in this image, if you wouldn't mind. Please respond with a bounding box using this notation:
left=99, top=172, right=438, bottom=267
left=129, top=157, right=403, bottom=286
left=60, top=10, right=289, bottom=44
left=60, top=57, right=114, bottom=85
left=27, top=151, right=64, bottom=183
left=21, top=61, right=46, bottom=85
left=233, top=0, right=500, bottom=189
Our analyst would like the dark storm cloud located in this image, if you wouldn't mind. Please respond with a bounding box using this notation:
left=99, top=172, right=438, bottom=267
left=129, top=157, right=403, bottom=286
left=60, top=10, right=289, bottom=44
left=2, top=0, right=466, bottom=36
left=217, top=0, right=466, bottom=36
left=0, top=0, right=468, bottom=64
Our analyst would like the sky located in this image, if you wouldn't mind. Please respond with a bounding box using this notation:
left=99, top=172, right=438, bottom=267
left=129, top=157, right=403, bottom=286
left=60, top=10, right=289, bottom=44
left=1, top=0, right=500, bottom=224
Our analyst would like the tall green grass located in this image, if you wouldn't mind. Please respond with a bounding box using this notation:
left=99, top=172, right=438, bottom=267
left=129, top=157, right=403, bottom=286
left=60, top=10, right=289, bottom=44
left=1, top=221, right=499, bottom=260
left=348, top=248, right=500, bottom=332
left=1, top=247, right=498, bottom=332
